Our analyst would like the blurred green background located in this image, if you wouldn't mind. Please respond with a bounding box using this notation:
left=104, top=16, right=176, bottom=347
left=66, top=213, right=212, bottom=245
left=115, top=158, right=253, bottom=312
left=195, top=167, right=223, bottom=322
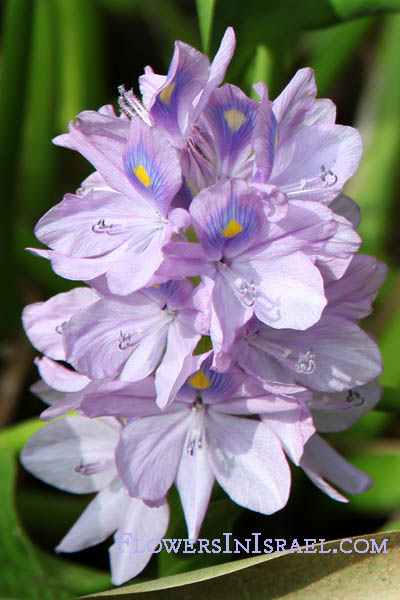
left=1, top=0, right=400, bottom=597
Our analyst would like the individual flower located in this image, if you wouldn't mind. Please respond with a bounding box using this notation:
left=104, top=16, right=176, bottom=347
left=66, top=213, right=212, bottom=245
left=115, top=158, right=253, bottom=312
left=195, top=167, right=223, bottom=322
left=32, top=118, right=189, bottom=295
left=159, top=178, right=343, bottom=357
left=62, top=279, right=209, bottom=408
left=20, top=416, right=169, bottom=585
left=229, top=253, right=386, bottom=391
left=81, top=358, right=315, bottom=541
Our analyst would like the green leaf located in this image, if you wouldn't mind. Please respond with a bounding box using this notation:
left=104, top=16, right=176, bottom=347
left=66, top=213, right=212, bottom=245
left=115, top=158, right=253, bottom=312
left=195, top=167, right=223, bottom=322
left=54, top=0, right=105, bottom=130
left=195, top=0, right=216, bottom=54
left=307, top=17, right=373, bottom=95
left=349, top=441, right=400, bottom=512
left=82, top=531, right=400, bottom=598
left=37, top=550, right=110, bottom=596
left=211, top=0, right=400, bottom=78
left=0, top=418, right=46, bottom=455
left=345, top=14, right=400, bottom=260
left=0, top=447, right=70, bottom=599
left=1, top=440, right=110, bottom=596
left=19, top=0, right=57, bottom=220
left=331, top=0, right=400, bottom=18
left=378, top=305, right=400, bottom=388
left=0, top=0, right=33, bottom=328
left=244, top=44, right=275, bottom=99
left=377, top=387, right=400, bottom=415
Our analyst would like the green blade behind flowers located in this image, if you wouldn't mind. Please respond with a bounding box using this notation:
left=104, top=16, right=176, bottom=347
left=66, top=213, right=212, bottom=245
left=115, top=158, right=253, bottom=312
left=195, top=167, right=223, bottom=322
left=0, top=431, right=110, bottom=596
left=306, top=17, right=373, bottom=96
left=345, top=14, right=400, bottom=260
left=347, top=441, right=400, bottom=513
left=0, top=447, right=71, bottom=599
left=81, top=531, right=400, bottom=599
left=195, top=0, right=216, bottom=54
left=210, top=0, right=400, bottom=79
left=54, top=0, right=105, bottom=130
left=0, top=0, right=33, bottom=328
left=19, top=0, right=57, bottom=219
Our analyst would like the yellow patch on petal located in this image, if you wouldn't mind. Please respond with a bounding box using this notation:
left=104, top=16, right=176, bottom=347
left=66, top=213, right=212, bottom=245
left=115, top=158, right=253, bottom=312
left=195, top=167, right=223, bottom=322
left=152, top=284, right=160, bottom=288
left=160, top=82, right=176, bottom=105
left=222, top=219, right=243, bottom=238
left=188, top=371, right=211, bottom=389
left=133, top=164, right=151, bottom=187
left=275, top=131, right=279, bottom=149
left=224, top=108, right=246, bottom=132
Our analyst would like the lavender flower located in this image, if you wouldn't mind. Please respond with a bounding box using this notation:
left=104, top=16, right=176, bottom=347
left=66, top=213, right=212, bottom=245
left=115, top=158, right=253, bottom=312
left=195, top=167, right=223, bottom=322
left=20, top=416, right=169, bottom=585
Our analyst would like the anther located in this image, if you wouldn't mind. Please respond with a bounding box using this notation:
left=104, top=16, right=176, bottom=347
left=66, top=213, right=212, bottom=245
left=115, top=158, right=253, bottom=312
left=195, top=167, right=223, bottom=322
left=55, top=321, right=68, bottom=334
left=346, top=389, right=364, bottom=407
left=118, top=85, right=152, bottom=125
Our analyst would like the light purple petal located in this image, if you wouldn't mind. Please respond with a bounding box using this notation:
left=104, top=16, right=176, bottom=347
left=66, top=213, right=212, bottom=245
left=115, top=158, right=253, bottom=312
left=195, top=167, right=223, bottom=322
left=208, top=273, right=253, bottom=357
left=272, top=67, right=335, bottom=142
left=301, top=434, right=373, bottom=501
left=57, top=478, right=124, bottom=552
left=176, top=427, right=215, bottom=541
left=252, top=83, right=277, bottom=183
left=263, top=200, right=337, bottom=257
left=326, top=254, right=387, bottom=321
left=139, top=66, right=166, bottom=108
left=22, top=287, right=98, bottom=360
left=261, top=401, right=315, bottom=465
left=105, top=227, right=170, bottom=295
left=34, top=191, right=135, bottom=257
left=330, top=193, right=361, bottom=229
left=157, top=242, right=214, bottom=279
left=116, top=410, right=190, bottom=501
left=271, top=124, right=363, bottom=204
left=243, top=250, right=326, bottom=330
left=200, top=84, right=258, bottom=179
left=148, top=40, right=210, bottom=144
left=191, top=27, right=236, bottom=122
left=273, top=68, right=318, bottom=140
left=123, top=117, right=182, bottom=214
left=310, top=381, right=381, bottom=432
left=30, top=379, right=66, bottom=407
left=81, top=378, right=161, bottom=418
left=20, top=416, right=120, bottom=493
left=155, top=317, right=200, bottom=409
left=190, top=179, right=266, bottom=259
left=250, top=315, right=382, bottom=391
left=206, top=412, right=290, bottom=514
left=35, top=357, right=90, bottom=392
left=110, top=498, right=169, bottom=585
left=66, top=111, right=133, bottom=197
left=119, top=329, right=166, bottom=382
left=64, top=295, right=169, bottom=379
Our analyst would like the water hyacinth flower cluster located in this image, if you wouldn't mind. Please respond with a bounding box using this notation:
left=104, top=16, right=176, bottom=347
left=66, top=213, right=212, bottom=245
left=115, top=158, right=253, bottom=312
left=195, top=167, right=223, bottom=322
left=21, top=28, right=387, bottom=585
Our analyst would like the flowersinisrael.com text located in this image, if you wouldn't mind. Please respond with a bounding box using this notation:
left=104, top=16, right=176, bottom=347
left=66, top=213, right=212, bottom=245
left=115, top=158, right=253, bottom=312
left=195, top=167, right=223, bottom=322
left=115, top=533, right=389, bottom=556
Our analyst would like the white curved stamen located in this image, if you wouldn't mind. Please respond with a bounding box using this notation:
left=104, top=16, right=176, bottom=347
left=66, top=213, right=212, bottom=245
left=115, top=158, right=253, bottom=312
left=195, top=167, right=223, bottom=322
left=92, top=218, right=114, bottom=234
left=118, top=309, right=175, bottom=351
left=118, top=85, right=152, bottom=125
left=75, top=460, right=109, bottom=476
left=217, top=262, right=257, bottom=308
left=246, top=334, right=315, bottom=374
left=282, top=165, right=338, bottom=197
left=186, top=400, right=205, bottom=456
left=290, top=350, right=316, bottom=374
left=235, top=278, right=256, bottom=307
